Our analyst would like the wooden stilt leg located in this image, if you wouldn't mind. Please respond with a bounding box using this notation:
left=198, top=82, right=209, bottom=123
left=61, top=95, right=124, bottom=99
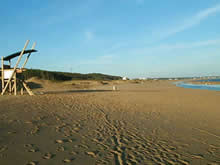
left=9, top=81, right=11, bottom=95
left=23, top=81, right=34, bottom=96
left=14, top=74, right=17, bottom=95
left=21, top=87, right=23, bottom=95
left=1, top=57, right=4, bottom=92
left=22, top=42, right=36, bottom=69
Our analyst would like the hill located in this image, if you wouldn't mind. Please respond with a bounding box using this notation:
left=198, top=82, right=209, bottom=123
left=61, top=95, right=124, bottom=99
left=22, top=69, right=122, bottom=81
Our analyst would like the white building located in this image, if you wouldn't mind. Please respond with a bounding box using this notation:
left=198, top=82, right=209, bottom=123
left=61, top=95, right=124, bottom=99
left=122, top=77, right=129, bottom=80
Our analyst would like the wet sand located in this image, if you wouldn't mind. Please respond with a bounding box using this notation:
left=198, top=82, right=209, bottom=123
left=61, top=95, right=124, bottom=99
left=0, top=80, right=219, bottom=165
left=190, top=81, right=220, bottom=85
left=187, top=79, right=220, bottom=85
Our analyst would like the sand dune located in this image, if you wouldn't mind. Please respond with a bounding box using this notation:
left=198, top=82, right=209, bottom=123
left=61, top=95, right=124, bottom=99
left=0, top=80, right=219, bottom=165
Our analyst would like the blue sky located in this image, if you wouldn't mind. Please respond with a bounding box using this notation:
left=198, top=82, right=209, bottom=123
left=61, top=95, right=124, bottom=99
left=0, top=0, right=220, bottom=78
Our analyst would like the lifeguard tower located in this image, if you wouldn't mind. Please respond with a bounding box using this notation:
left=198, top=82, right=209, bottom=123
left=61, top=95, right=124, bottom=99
left=1, top=40, right=37, bottom=95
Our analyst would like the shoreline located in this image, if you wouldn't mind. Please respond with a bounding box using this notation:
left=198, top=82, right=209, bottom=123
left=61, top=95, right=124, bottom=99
left=190, top=81, right=220, bottom=85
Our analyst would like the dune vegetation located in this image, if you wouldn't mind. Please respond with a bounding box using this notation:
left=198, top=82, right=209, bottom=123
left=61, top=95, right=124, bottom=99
left=22, top=69, right=122, bottom=81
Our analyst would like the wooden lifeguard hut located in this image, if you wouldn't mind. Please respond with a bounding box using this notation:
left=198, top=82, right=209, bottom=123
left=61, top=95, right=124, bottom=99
left=1, top=40, right=37, bottom=95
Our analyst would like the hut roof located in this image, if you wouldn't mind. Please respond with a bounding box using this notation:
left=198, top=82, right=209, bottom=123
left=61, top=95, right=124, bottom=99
left=4, top=49, right=37, bottom=61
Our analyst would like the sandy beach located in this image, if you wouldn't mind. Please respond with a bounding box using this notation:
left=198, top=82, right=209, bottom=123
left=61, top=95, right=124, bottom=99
left=0, top=80, right=219, bottom=165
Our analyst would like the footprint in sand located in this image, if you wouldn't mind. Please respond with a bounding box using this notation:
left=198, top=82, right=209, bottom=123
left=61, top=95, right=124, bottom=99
left=73, top=127, right=80, bottom=132
left=86, top=151, right=98, bottom=158
left=55, top=139, right=73, bottom=144
left=55, top=139, right=64, bottom=144
left=43, top=153, right=55, bottom=160
left=25, top=121, right=33, bottom=124
left=192, top=154, right=204, bottom=159
left=63, top=158, right=74, bottom=163
left=56, top=146, right=65, bottom=152
left=69, top=151, right=79, bottom=155
left=7, top=131, right=16, bottom=134
left=24, top=144, right=34, bottom=148
left=28, top=148, right=39, bottom=153
left=26, top=161, right=38, bottom=165
left=30, top=127, right=40, bottom=135
left=0, top=145, right=8, bottom=153
left=177, top=159, right=190, bottom=165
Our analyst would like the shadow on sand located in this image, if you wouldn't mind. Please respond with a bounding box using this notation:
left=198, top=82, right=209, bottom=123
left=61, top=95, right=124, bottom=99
left=27, top=82, right=43, bottom=89
left=40, top=89, right=113, bottom=95
left=35, top=89, right=161, bottom=95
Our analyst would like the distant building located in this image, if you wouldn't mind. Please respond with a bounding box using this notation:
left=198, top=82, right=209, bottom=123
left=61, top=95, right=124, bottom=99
left=122, top=77, right=129, bottom=80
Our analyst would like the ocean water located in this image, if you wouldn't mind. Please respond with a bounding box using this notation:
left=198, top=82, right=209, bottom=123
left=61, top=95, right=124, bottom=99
left=175, top=81, right=220, bottom=91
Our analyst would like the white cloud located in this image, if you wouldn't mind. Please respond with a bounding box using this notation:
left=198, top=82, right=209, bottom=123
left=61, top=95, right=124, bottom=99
left=99, top=4, right=220, bottom=57
left=155, top=4, right=220, bottom=38
left=156, top=39, right=220, bottom=50
left=113, top=39, right=220, bottom=57
left=81, top=39, right=220, bottom=66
